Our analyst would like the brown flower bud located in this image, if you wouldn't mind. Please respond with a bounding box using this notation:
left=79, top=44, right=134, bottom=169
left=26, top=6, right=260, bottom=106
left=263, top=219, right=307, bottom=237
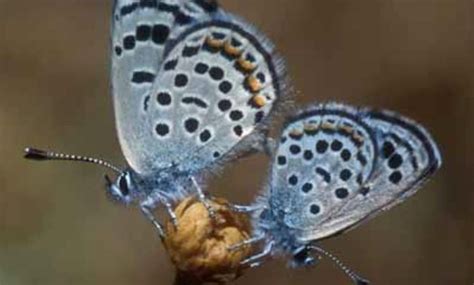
left=164, top=197, right=252, bottom=284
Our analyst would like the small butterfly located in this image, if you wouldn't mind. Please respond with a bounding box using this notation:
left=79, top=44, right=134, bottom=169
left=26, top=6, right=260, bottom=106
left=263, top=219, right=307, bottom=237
left=25, top=0, right=286, bottom=238
left=230, top=103, right=442, bottom=284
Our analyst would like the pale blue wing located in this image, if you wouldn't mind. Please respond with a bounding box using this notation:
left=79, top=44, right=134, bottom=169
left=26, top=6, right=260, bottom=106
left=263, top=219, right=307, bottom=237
left=111, top=0, right=218, bottom=172
left=269, top=103, right=441, bottom=242
left=115, top=11, right=286, bottom=175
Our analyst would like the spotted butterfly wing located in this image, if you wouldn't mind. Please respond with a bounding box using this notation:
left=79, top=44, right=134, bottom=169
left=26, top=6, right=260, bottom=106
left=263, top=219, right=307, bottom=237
left=270, top=103, right=441, bottom=242
left=141, top=18, right=285, bottom=174
left=111, top=0, right=220, bottom=173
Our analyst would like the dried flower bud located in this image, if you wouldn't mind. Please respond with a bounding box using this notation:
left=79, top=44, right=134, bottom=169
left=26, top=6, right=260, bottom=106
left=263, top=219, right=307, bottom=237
left=164, top=197, right=252, bottom=284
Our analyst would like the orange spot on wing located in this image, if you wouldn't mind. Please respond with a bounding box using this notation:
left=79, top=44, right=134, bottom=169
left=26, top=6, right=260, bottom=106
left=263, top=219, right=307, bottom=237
left=289, top=128, right=304, bottom=137
left=205, top=36, right=224, bottom=49
left=340, top=125, right=354, bottom=135
left=237, top=58, right=257, bottom=73
left=352, top=133, right=365, bottom=144
left=246, top=76, right=263, bottom=93
left=321, top=122, right=336, bottom=130
left=223, top=42, right=242, bottom=58
left=252, top=94, right=267, bottom=108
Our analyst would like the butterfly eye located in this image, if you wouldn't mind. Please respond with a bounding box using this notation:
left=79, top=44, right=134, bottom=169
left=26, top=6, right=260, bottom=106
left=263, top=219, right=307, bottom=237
left=118, top=175, right=130, bottom=196
left=293, top=247, right=311, bottom=264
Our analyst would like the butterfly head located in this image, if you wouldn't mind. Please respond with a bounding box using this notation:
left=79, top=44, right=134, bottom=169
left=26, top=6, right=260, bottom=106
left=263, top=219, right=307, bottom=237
left=104, top=171, right=135, bottom=205
left=290, top=246, right=317, bottom=268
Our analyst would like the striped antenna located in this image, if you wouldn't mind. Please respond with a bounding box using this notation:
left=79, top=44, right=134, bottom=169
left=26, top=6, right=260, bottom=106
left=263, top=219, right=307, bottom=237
left=24, top=147, right=122, bottom=174
left=308, top=246, right=370, bottom=285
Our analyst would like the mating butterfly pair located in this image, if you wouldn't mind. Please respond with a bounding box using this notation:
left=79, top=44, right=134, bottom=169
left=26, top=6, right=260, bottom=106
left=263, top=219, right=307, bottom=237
left=25, top=1, right=441, bottom=284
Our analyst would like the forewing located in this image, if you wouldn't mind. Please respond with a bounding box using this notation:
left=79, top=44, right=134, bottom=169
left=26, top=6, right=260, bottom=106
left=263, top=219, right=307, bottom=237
left=270, top=103, right=441, bottom=242
left=111, top=0, right=218, bottom=173
left=124, top=15, right=286, bottom=174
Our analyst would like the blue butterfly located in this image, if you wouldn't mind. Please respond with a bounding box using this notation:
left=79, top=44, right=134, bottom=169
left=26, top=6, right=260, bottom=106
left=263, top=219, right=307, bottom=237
left=25, top=0, right=286, bottom=238
left=231, top=103, right=442, bottom=284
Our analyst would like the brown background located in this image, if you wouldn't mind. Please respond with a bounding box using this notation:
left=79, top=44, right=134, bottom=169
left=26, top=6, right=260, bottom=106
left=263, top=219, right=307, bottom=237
left=0, top=1, right=473, bottom=284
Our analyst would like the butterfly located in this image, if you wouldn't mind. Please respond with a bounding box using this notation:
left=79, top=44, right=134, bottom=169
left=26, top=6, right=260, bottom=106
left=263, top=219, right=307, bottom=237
left=230, top=103, right=442, bottom=284
left=24, top=0, right=286, bottom=238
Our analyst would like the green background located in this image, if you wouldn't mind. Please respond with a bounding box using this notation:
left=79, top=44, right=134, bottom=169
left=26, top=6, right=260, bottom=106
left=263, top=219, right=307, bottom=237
left=0, top=1, right=472, bottom=284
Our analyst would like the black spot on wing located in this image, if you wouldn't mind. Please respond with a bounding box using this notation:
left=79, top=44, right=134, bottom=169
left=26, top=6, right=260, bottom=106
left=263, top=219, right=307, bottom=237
left=136, top=25, right=152, bottom=41
left=389, top=171, right=403, bottom=184
left=303, top=150, right=314, bottom=160
left=157, top=2, right=179, bottom=13
left=120, top=2, right=139, bottom=16
left=140, top=0, right=158, bottom=8
left=233, top=125, right=243, bottom=137
left=302, top=183, right=313, bottom=193
left=340, top=149, right=352, bottom=161
left=195, top=62, right=209, bottom=74
left=199, top=129, right=212, bottom=142
left=254, top=111, right=264, bottom=124
left=174, top=73, right=188, bottom=87
left=277, top=155, right=287, bottom=165
left=182, top=97, right=208, bottom=109
left=289, top=145, right=301, bottom=155
left=382, top=141, right=395, bottom=158
left=182, top=45, right=200, bottom=57
left=360, top=186, right=370, bottom=196
left=155, top=123, right=170, bottom=137
left=157, top=92, right=172, bottom=106
left=357, top=152, right=368, bottom=166
left=119, top=0, right=160, bottom=16
left=288, top=175, right=298, bottom=185
left=164, top=59, right=178, bottom=71
left=143, top=95, right=150, bottom=111
left=219, top=81, right=232, bottom=93
left=331, top=139, right=343, bottom=151
left=218, top=100, right=232, bottom=112
left=209, top=66, right=224, bottom=80
left=229, top=110, right=244, bottom=121
left=193, top=0, right=218, bottom=12
left=309, top=204, right=320, bottom=215
left=131, top=71, right=155, bottom=84
left=184, top=118, right=199, bottom=133
left=123, top=35, right=136, bottom=50
left=114, top=46, right=123, bottom=56
left=159, top=3, right=193, bottom=24
left=316, top=140, right=329, bottom=154
left=339, top=169, right=352, bottom=181
left=152, top=24, right=170, bottom=44
left=335, top=187, right=349, bottom=199
left=388, top=153, right=403, bottom=169
left=315, top=167, right=331, bottom=183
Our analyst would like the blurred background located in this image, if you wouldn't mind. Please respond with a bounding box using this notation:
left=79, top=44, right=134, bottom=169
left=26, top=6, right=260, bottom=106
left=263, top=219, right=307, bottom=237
left=0, top=0, right=472, bottom=284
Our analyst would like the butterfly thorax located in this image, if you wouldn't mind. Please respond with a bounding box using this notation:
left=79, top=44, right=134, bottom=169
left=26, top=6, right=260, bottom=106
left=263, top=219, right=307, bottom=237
left=128, top=167, right=193, bottom=204
left=253, top=205, right=305, bottom=257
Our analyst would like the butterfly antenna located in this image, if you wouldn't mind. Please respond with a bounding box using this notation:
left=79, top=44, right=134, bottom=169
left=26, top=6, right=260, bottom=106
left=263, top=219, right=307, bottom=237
left=24, top=147, right=122, bottom=174
left=308, top=245, right=370, bottom=285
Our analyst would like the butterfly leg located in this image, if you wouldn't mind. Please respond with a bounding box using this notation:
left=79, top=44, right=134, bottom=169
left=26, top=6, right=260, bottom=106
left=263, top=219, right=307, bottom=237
left=191, top=176, right=216, bottom=218
left=240, top=240, right=274, bottom=267
left=162, top=198, right=178, bottom=227
left=140, top=201, right=166, bottom=241
left=228, top=233, right=265, bottom=251
left=229, top=204, right=263, bottom=213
